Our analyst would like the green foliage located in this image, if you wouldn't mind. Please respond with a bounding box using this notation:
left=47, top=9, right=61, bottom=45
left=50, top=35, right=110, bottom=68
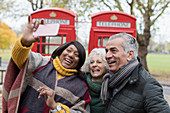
left=0, top=22, right=17, bottom=49
left=167, top=43, right=170, bottom=51
left=154, top=43, right=167, bottom=52
left=0, top=0, right=14, bottom=16
left=148, top=40, right=157, bottom=51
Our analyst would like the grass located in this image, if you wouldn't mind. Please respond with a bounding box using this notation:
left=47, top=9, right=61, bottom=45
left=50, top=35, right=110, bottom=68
left=147, top=53, right=170, bottom=81
left=0, top=49, right=11, bottom=61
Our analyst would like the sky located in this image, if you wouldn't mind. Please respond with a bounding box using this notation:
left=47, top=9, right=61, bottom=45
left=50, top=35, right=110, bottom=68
left=1, top=0, right=170, bottom=44
left=1, top=0, right=32, bottom=30
left=154, top=9, right=170, bottom=43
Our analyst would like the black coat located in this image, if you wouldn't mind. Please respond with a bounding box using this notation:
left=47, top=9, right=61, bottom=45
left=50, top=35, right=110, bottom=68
left=105, top=59, right=170, bottom=113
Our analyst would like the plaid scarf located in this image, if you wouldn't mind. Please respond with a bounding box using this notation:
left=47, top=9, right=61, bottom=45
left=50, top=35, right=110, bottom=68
left=100, top=59, right=139, bottom=104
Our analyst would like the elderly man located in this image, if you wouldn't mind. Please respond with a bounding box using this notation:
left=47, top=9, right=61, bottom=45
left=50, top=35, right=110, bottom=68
left=101, top=33, right=170, bottom=113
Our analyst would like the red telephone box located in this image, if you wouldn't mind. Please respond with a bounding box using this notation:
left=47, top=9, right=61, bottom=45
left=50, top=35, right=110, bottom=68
left=31, top=8, right=76, bottom=56
left=89, top=11, right=136, bottom=54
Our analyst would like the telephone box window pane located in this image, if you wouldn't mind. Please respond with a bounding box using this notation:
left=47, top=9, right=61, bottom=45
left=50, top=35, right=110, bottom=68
left=55, top=35, right=62, bottom=44
left=37, top=45, right=40, bottom=53
left=36, top=44, right=46, bottom=54
left=63, top=35, right=66, bottom=43
left=50, top=35, right=62, bottom=44
left=42, top=37, right=46, bottom=43
left=41, top=45, right=46, bottom=54
left=98, top=37, right=101, bottom=46
left=41, top=37, right=46, bottom=54
left=46, top=37, right=50, bottom=43
left=45, top=45, right=60, bottom=54
left=37, top=37, right=40, bottom=42
left=103, top=37, right=109, bottom=47
left=45, top=36, right=62, bottom=44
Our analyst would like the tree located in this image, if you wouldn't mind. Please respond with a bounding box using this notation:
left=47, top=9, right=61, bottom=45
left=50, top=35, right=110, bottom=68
left=148, top=40, right=157, bottom=52
left=27, top=0, right=44, bottom=11
left=26, top=0, right=105, bottom=21
left=99, top=0, right=170, bottom=71
left=26, top=0, right=74, bottom=11
left=167, top=42, right=170, bottom=52
left=0, top=22, right=17, bottom=49
left=0, top=0, right=15, bottom=21
left=135, top=0, right=170, bottom=70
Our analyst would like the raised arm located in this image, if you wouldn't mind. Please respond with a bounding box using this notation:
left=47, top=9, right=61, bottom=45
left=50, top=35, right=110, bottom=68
left=11, top=16, right=40, bottom=69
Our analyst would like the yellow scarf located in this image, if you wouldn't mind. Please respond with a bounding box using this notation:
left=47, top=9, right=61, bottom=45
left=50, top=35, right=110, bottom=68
left=53, top=56, right=78, bottom=79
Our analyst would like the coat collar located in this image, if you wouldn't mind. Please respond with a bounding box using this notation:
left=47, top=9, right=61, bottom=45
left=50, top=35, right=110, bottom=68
left=128, top=57, right=142, bottom=84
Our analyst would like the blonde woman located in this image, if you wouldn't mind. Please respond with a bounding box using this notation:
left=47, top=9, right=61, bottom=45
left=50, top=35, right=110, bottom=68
left=82, top=48, right=109, bottom=113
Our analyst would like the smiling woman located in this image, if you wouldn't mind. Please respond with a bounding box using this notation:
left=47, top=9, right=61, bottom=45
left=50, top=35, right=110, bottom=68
left=81, top=48, right=109, bottom=113
left=2, top=18, right=90, bottom=113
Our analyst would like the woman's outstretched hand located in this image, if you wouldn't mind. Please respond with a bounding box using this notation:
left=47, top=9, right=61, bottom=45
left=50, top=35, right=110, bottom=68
left=37, top=86, right=57, bottom=110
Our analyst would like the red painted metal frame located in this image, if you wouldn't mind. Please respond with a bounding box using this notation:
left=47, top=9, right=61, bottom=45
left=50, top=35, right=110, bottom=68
left=89, top=11, right=136, bottom=54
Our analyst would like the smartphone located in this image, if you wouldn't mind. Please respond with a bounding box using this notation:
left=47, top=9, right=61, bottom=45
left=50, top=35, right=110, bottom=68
left=33, top=23, right=60, bottom=36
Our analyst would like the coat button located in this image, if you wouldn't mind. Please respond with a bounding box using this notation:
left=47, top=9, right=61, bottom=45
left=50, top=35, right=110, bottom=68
left=130, top=80, right=133, bottom=84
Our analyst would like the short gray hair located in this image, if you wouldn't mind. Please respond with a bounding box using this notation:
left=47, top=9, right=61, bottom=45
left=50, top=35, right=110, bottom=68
left=109, top=33, right=138, bottom=59
left=81, top=48, right=109, bottom=73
